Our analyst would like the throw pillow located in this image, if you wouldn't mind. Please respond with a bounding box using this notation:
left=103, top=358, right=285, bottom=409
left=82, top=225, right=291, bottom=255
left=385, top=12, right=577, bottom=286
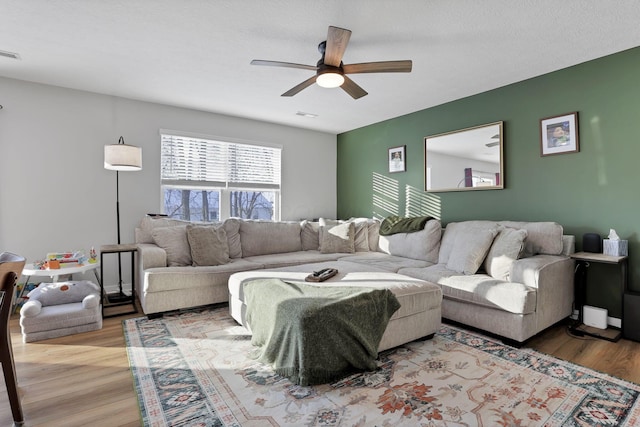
left=186, top=224, right=230, bottom=267
left=346, top=218, right=371, bottom=252
left=223, top=218, right=243, bottom=258
left=300, top=220, right=320, bottom=250
left=438, top=221, right=499, bottom=264
left=319, top=220, right=355, bottom=254
left=151, top=225, right=192, bottom=267
left=367, top=219, right=381, bottom=251
left=484, top=228, right=528, bottom=280
left=27, top=280, right=100, bottom=307
left=446, top=228, right=498, bottom=275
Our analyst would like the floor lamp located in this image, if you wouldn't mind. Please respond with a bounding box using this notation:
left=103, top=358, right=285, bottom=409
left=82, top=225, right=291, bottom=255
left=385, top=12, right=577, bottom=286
left=104, top=136, right=142, bottom=300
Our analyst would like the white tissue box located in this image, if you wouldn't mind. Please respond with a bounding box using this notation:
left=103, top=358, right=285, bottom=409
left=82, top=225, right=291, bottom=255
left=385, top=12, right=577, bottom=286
left=603, top=239, right=628, bottom=256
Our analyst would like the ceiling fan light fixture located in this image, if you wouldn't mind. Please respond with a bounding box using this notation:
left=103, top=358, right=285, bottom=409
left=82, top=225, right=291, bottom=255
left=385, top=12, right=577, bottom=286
left=316, top=71, right=344, bottom=88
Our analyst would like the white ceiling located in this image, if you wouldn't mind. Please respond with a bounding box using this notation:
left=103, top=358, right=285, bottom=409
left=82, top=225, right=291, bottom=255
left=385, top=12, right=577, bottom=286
left=2, top=1, right=640, bottom=134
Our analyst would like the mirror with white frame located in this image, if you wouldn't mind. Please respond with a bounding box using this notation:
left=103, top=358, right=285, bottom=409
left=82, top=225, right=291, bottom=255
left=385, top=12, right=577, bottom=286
left=424, top=121, right=504, bottom=192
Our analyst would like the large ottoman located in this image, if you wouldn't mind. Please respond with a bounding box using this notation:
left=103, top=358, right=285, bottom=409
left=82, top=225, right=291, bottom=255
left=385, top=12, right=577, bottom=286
left=228, top=260, right=442, bottom=351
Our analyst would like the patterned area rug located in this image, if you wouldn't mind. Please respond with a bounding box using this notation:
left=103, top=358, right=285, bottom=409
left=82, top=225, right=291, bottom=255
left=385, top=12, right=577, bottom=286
left=124, top=307, right=640, bottom=426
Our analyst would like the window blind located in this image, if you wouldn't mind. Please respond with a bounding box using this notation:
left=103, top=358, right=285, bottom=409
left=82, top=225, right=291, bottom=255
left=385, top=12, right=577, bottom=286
left=161, top=134, right=281, bottom=189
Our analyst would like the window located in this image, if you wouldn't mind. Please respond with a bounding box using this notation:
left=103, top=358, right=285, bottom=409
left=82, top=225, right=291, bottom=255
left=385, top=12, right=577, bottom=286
left=160, top=132, right=281, bottom=221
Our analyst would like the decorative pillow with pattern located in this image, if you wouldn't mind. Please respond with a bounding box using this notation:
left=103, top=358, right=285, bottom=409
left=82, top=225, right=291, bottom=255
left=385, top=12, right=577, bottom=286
left=151, top=225, right=192, bottom=266
left=319, top=219, right=355, bottom=254
left=446, top=228, right=499, bottom=274
left=186, top=224, right=230, bottom=266
left=483, top=228, right=528, bottom=280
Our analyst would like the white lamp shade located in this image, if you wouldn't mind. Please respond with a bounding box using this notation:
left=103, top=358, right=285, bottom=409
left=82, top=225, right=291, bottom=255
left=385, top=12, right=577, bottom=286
left=104, top=144, right=142, bottom=171
left=316, top=72, right=345, bottom=88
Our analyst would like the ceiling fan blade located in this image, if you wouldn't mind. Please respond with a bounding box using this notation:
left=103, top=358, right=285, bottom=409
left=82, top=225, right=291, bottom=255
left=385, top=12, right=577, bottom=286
left=324, top=26, right=351, bottom=67
left=281, top=75, right=317, bottom=97
left=343, top=60, right=413, bottom=74
left=341, top=76, right=368, bottom=99
left=251, top=59, right=317, bottom=71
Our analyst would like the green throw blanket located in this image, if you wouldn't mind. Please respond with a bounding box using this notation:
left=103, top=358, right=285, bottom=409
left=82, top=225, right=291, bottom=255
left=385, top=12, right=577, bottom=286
left=244, top=279, right=400, bottom=386
left=379, top=215, right=432, bottom=236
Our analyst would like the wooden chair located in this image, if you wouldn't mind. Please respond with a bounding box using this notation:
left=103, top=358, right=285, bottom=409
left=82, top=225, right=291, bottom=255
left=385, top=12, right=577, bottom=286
left=0, top=252, right=26, bottom=426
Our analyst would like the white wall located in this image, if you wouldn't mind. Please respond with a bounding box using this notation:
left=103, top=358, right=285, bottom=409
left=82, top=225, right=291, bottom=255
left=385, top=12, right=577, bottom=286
left=427, top=151, right=499, bottom=190
left=0, top=77, right=337, bottom=274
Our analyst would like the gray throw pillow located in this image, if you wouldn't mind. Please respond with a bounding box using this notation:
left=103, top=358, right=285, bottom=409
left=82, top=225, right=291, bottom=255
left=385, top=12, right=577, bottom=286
left=186, top=224, right=230, bottom=266
left=484, top=228, right=528, bottom=280
left=301, top=220, right=320, bottom=250
left=222, top=218, right=242, bottom=258
left=151, top=225, right=192, bottom=267
left=346, top=218, right=370, bottom=252
left=319, top=221, right=355, bottom=254
left=446, top=228, right=498, bottom=275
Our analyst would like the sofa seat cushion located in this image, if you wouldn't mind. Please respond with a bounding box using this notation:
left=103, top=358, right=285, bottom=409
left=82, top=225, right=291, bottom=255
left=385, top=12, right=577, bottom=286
left=243, top=251, right=344, bottom=269
left=229, top=261, right=441, bottom=322
left=337, top=252, right=434, bottom=272
left=398, top=264, right=537, bottom=315
left=143, top=259, right=264, bottom=294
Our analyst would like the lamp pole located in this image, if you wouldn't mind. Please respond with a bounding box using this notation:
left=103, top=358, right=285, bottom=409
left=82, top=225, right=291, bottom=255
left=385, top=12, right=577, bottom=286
left=104, top=136, right=142, bottom=301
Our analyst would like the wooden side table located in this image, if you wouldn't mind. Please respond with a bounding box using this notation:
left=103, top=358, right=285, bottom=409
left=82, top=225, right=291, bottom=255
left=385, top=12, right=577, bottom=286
left=570, top=251, right=627, bottom=342
left=100, top=244, right=137, bottom=317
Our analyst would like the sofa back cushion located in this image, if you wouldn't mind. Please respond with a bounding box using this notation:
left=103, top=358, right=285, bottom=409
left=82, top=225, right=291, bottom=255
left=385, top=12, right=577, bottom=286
left=136, top=216, right=192, bottom=244
left=499, top=221, right=564, bottom=256
left=438, top=221, right=498, bottom=265
left=378, top=219, right=442, bottom=262
left=186, top=224, right=230, bottom=266
left=483, top=228, right=528, bottom=280
left=240, top=220, right=302, bottom=257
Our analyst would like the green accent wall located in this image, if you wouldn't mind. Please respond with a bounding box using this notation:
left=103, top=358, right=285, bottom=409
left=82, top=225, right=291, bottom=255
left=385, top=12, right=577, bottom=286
left=337, top=46, right=640, bottom=318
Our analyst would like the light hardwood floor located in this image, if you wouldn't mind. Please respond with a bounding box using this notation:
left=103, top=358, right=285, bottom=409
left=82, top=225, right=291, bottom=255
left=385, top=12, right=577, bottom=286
left=2, top=308, right=639, bottom=426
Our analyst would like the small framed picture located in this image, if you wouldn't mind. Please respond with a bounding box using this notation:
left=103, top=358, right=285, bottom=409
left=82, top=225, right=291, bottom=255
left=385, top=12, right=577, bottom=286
left=540, top=112, right=579, bottom=156
left=388, top=145, right=406, bottom=173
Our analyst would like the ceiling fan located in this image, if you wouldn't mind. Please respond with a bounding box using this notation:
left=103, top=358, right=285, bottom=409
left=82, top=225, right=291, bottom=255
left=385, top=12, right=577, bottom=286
left=251, top=26, right=412, bottom=99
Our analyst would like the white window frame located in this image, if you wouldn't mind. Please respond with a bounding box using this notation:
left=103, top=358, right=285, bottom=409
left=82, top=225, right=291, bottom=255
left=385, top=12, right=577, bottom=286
left=160, top=130, right=282, bottom=221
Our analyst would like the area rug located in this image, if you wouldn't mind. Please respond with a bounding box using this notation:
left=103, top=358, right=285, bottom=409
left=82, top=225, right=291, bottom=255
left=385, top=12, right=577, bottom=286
left=124, top=307, right=640, bottom=426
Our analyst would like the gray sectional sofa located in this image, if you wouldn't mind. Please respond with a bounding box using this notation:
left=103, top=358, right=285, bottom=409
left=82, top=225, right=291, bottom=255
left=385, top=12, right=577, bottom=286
left=134, top=215, right=575, bottom=344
